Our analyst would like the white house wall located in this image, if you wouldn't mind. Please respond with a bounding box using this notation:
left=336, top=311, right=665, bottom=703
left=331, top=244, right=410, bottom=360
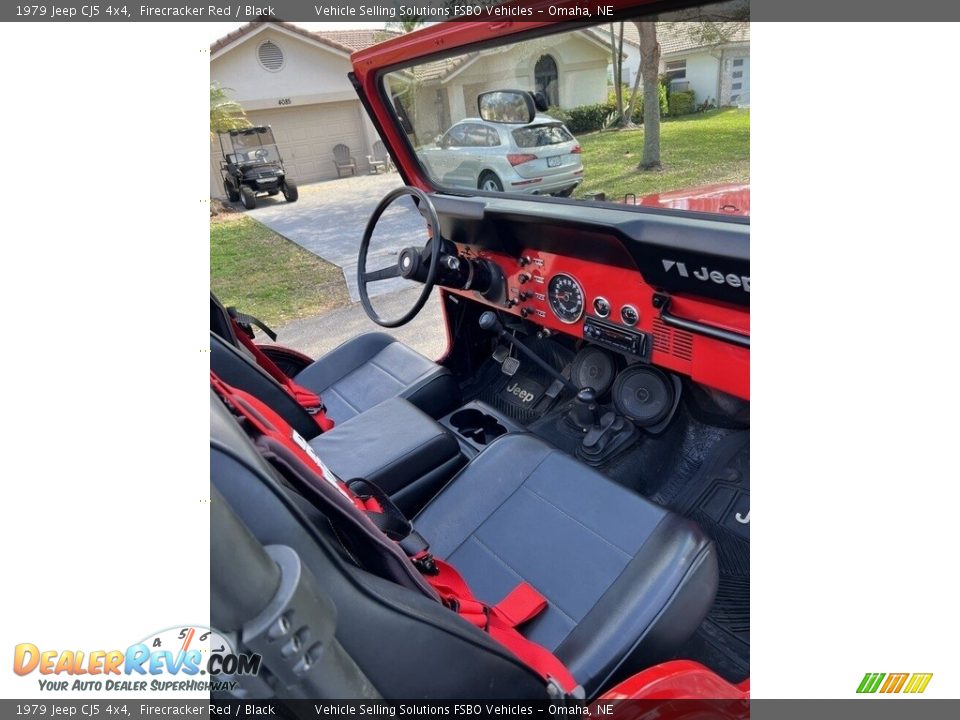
left=211, top=28, right=356, bottom=109
left=404, top=32, right=610, bottom=141
left=672, top=51, right=721, bottom=107
left=210, top=27, right=378, bottom=196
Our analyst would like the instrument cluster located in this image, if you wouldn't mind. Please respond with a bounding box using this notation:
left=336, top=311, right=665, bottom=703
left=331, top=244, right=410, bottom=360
left=446, top=244, right=750, bottom=400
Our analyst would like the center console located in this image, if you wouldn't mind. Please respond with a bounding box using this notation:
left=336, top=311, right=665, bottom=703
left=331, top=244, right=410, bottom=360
left=439, top=401, right=524, bottom=457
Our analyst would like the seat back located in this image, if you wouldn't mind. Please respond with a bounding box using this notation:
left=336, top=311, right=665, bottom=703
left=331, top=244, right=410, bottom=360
left=210, top=331, right=322, bottom=440
left=210, top=391, right=551, bottom=699
left=210, top=292, right=240, bottom=348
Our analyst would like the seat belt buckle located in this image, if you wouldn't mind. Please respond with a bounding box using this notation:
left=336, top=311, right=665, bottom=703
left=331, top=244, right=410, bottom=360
left=410, top=549, right=439, bottom=576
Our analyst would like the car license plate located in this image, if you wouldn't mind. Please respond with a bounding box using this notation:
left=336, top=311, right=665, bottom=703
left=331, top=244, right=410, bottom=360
left=547, top=156, right=561, bottom=168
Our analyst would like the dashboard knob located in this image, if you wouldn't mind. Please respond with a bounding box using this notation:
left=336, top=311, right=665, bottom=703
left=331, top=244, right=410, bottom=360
left=518, top=273, right=531, bottom=284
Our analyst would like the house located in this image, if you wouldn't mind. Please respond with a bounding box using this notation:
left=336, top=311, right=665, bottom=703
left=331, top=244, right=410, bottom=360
left=210, top=22, right=616, bottom=196
left=209, top=23, right=399, bottom=197
left=387, top=30, right=614, bottom=143
left=607, top=22, right=750, bottom=108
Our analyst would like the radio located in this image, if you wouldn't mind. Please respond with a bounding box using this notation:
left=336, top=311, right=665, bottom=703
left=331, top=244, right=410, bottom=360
left=583, top=317, right=649, bottom=358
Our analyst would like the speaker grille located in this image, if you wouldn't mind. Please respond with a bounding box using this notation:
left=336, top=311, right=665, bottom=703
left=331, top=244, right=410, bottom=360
left=653, top=318, right=694, bottom=361
left=570, top=347, right=617, bottom=396
left=612, top=365, right=673, bottom=426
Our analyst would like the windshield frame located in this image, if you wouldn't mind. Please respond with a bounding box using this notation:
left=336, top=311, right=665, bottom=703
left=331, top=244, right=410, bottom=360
left=369, top=14, right=749, bottom=225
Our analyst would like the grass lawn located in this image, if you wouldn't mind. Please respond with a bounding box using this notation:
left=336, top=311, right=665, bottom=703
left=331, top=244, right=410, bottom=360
left=574, top=108, right=749, bottom=201
left=211, top=214, right=350, bottom=328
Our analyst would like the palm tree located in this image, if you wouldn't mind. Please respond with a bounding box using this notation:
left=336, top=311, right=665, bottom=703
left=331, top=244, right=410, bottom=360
left=210, top=84, right=250, bottom=139
left=388, top=17, right=424, bottom=33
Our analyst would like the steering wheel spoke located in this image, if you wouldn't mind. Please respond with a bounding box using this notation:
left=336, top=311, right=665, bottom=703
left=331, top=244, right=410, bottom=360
left=364, top=265, right=400, bottom=282
left=357, top=186, right=442, bottom=328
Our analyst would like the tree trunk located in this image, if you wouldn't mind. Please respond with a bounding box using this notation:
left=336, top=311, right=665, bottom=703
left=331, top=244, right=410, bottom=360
left=617, top=23, right=625, bottom=109
left=610, top=24, right=623, bottom=119
left=622, top=46, right=643, bottom=129
left=637, top=21, right=662, bottom=170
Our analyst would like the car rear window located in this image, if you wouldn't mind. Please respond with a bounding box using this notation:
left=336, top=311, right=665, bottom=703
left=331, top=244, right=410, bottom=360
left=512, top=123, right=573, bottom=148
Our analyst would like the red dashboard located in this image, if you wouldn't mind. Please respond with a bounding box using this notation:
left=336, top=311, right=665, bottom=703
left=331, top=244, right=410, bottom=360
left=445, top=245, right=750, bottom=400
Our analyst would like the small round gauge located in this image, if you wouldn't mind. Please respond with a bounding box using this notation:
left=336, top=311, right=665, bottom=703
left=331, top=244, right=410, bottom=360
left=547, top=274, right=585, bottom=324
left=620, top=304, right=639, bottom=326
left=593, top=297, right=611, bottom=318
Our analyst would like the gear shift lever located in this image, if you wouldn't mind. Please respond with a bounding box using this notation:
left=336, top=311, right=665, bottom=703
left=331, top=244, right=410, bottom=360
left=568, top=387, right=602, bottom=432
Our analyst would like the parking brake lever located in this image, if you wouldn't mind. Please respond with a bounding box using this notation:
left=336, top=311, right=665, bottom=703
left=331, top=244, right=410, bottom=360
left=478, top=311, right=580, bottom=395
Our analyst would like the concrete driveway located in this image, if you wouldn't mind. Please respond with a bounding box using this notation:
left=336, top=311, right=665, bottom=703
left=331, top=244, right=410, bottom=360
left=267, top=286, right=448, bottom=363
left=241, top=172, right=449, bottom=361
left=246, top=173, right=412, bottom=302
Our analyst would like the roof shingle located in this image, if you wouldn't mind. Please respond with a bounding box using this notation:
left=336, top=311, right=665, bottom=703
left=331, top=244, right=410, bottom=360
left=210, top=19, right=398, bottom=56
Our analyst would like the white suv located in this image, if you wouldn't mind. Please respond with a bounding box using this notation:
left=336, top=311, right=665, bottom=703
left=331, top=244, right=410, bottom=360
left=420, top=115, right=584, bottom=197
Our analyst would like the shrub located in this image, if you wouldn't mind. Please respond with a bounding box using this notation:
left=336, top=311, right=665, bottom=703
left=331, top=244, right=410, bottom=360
left=569, top=103, right=617, bottom=133
left=545, top=105, right=571, bottom=124
left=668, top=90, right=696, bottom=117
left=549, top=82, right=669, bottom=133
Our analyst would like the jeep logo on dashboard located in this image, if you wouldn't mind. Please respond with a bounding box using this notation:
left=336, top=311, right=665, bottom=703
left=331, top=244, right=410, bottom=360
left=662, top=259, right=750, bottom=293
left=506, top=382, right=536, bottom=404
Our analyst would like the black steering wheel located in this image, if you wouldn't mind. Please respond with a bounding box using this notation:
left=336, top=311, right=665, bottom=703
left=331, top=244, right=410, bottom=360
left=357, top=186, right=442, bottom=328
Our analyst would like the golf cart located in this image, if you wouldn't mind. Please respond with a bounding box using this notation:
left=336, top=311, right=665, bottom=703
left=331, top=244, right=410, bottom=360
left=218, top=125, right=298, bottom=209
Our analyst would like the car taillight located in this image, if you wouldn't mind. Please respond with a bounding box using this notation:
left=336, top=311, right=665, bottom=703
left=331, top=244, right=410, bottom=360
left=571, top=145, right=582, bottom=154
left=507, top=153, right=538, bottom=166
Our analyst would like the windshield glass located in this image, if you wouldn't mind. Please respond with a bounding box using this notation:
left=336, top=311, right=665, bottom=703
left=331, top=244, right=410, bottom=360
left=224, top=128, right=281, bottom=165
left=382, top=2, right=749, bottom=216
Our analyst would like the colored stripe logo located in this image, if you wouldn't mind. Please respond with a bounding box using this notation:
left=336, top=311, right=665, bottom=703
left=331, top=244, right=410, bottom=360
left=857, top=672, right=932, bottom=694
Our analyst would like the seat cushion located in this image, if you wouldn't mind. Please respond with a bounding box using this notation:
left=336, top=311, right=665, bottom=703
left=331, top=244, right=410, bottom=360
left=295, top=332, right=459, bottom=423
left=310, top=397, right=464, bottom=512
left=414, top=434, right=718, bottom=696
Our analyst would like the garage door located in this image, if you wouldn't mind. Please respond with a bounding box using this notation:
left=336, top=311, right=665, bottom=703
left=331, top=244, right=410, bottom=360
left=250, top=101, right=366, bottom=184
left=209, top=100, right=367, bottom=197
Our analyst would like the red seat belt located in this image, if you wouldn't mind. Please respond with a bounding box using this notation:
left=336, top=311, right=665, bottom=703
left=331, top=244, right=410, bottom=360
left=423, top=556, right=579, bottom=694
left=229, top=319, right=334, bottom=433
left=211, top=372, right=369, bottom=511
left=211, top=371, right=578, bottom=696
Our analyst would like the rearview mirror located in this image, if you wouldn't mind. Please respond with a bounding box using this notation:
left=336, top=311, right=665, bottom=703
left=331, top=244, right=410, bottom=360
left=477, top=90, right=535, bottom=124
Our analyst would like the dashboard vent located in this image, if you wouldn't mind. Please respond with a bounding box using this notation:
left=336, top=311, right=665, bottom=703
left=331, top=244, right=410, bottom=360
left=652, top=318, right=694, bottom=361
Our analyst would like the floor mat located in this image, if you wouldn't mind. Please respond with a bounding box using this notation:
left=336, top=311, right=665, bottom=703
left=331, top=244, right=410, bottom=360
left=657, top=431, right=750, bottom=683
left=462, top=336, right=575, bottom=424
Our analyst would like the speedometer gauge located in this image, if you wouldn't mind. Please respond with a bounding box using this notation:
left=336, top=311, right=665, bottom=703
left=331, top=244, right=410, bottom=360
left=547, top=274, right=585, bottom=324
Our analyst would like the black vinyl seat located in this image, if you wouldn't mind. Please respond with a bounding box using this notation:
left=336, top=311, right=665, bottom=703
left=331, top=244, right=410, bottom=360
left=294, top=332, right=458, bottom=423
left=309, top=397, right=464, bottom=514
left=414, top=434, right=718, bottom=694
left=212, top=378, right=718, bottom=697
left=210, top=292, right=458, bottom=425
